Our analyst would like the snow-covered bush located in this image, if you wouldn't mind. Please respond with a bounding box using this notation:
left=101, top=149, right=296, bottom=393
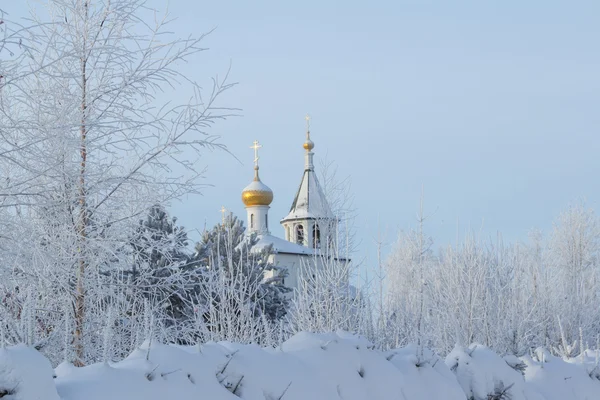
left=446, top=344, right=539, bottom=400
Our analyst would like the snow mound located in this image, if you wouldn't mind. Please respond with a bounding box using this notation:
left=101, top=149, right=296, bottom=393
left=387, top=344, right=466, bottom=399
left=53, top=332, right=465, bottom=400
left=0, top=344, right=60, bottom=400
left=521, top=348, right=600, bottom=400
left=54, top=340, right=233, bottom=400
left=446, top=343, right=541, bottom=400
left=4, top=334, right=600, bottom=399
left=445, top=343, right=600, bottom=400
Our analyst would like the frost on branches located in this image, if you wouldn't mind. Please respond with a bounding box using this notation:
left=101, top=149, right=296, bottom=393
left=381, top=201, right=600, bottom=358
left=191, top=214, right=290, bottom=344
left=0, top=0, right=234, bottom=365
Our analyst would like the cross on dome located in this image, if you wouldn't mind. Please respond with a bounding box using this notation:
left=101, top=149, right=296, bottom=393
left=241, top=139, right=273, bottom=208
left=250, top=140, right=262, bottom=168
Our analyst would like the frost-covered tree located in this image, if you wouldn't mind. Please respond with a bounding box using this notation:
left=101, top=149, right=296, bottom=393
left=124, top=204, right=195, bottom=327
left=548, top=202, right=600, bottom=345
left=191, top=215, right=289, bottom=344
left=384, top=228, right=433, bottom=348
left=0, top=0, right=232, bottom=364
left=289, top=254, right=368, bottom=336
left=483, top=239, right=540, bottom=356
left=381, top=200, right=600, bottom=357
left=383, top=190, right=434, bottom=354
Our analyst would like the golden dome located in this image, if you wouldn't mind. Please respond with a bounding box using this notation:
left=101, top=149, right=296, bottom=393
left=303, top=139, right=314, bottom=151
left=241, top=167, right=273, bottom=207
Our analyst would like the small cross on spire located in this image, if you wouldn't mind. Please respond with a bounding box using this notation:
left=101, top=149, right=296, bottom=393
left=250, top=140, right=262, bottom=168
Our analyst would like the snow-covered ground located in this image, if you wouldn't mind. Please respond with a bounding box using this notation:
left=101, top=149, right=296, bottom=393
left=1, top=332, right=600, bottom=400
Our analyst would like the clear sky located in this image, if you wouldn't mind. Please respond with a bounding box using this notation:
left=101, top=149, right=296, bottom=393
left=6, top=1, right=600, bottom=268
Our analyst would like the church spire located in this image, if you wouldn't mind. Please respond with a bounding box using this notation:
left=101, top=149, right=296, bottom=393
left=303, top=114, right=315, bottom=170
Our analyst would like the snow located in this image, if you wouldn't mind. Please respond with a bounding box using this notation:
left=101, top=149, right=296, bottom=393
left=0, top=344, right=60, bottom=400
left=3, top=333, right=600, bottom=399
left=446, top=344, right=600, bottom=400
left=521, top=348, right=600, bottom=400
left=446, top=344, right=542, bottom=400
left=242, top=179, right=272, bottom=194
left=253, top=233, right=315, bottom=255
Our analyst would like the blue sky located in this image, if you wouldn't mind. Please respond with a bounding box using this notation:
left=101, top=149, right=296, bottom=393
left=6, top=1, right=600, bottom=267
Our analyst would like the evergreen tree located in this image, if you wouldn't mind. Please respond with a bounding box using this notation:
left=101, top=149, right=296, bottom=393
left=126, top=204, right=196, bottom=325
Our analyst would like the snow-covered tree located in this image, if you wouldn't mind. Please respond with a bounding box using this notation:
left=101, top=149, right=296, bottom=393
left=124, top=204, right=195, bottom=328
left=191, top=215, right=289, bottom=344
left=548, top=202, right=600, bottom=345
left=384, top=228, right=432, bottom=348
left=0, top=0, right=232, bottom=364
left=289, top=255, right=368, bottom=336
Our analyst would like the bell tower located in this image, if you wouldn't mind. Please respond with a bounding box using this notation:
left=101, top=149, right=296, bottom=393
left=280, top=115, right=335, bottom=250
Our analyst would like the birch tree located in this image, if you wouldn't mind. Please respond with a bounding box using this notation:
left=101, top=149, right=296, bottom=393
left=0, top=0, right=232, bottom=365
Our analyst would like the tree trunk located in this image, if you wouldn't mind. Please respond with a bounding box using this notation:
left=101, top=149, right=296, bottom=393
left=74, top=0, right=89, bottom=366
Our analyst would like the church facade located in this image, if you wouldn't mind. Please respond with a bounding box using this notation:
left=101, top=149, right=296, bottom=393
left=240, top=119, right=337, bottom=291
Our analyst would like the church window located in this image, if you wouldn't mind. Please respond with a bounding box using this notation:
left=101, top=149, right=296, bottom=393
left=265, top=214, right=268, bottom=230
left=313, top=224, right=321, bottom=248
left=296, top=224, right=304, bottom=245
left=250, top=214, right=254, bottom=229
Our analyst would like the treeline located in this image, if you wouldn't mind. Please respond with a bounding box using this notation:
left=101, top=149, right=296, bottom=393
left=379, top=202, right=600, bottom=357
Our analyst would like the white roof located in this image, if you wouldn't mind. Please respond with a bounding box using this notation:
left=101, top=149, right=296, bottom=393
left=253, top=235, right=315, bottom=255
left=253, top=234, right=315, bottom=255
left=251, top=234, right=351, bottom=262
left=282, top=168, right=333, bottom=222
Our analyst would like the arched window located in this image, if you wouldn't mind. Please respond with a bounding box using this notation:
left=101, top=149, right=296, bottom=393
left=265, top=214, right=268, bottom=230
left=250, top=214, right=254, bottom=229
left=296, top=224, right=304, bottom=245
left=313, top=223, right=321, bottom=248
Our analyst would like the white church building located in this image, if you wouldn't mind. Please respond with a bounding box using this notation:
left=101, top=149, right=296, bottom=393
left=239, top=118, right=340, bottom=290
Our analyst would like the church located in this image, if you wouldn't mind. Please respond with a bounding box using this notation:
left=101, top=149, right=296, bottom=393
left=239, top=117, right=338, bottom=291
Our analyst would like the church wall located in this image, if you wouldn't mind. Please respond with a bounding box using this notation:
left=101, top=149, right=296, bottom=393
left=265, top=252, right=329, bottom=296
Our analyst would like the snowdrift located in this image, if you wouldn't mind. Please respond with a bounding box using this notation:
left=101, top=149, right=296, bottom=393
left=0, top=344, right=60, bottom=400
left=1, top=332, right=600, bottom=400
left=446, top=344, right=600, bottom=400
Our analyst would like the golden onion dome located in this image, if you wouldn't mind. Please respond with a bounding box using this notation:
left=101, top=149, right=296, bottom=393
left=241, top=167, right=273, bottom=207
left=303, top=138, right=314, bottom=151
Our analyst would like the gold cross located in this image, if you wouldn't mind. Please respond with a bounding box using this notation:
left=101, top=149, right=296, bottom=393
left=250, top=140, right=262, bottom=168
left=220, top=206, right=227, bottom=224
